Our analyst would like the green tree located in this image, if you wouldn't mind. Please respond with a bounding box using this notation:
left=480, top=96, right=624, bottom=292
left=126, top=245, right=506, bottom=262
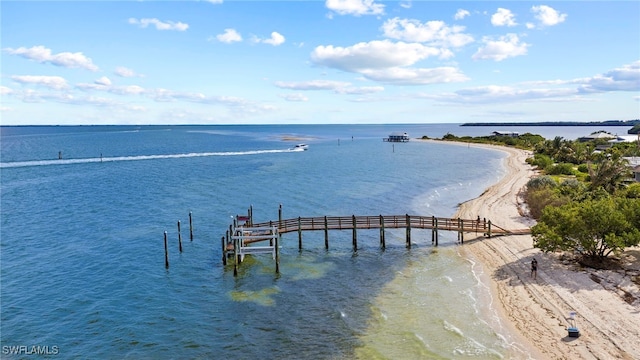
left=532, top=198, right=640, bottom=260
left=588, top=156, right=631, bottom=193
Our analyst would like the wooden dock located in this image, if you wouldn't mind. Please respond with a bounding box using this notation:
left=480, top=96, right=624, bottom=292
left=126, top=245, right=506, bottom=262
left=221, top=205, right=531, bottom=275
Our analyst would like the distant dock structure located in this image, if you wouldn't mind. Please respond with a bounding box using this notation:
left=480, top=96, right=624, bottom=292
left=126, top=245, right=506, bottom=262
left=384, top=132, right=410, bottom=142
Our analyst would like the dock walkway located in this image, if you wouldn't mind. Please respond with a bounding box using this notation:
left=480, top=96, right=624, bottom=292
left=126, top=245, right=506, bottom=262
left=222, top=206, right=531, bottom=275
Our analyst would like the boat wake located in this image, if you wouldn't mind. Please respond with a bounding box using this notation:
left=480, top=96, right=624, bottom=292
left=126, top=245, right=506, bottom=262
left=0, top=149, right=297, bottom=169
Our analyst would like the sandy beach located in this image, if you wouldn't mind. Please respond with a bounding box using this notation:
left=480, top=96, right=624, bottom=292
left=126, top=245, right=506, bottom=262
left=445, top=141, right=640, bottom=359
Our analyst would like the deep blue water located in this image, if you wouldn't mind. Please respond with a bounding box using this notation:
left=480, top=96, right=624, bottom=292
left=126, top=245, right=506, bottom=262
left=0, top=124, right=633, bottom=359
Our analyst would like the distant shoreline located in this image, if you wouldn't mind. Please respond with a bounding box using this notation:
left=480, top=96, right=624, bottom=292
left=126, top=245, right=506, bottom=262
left=461, top=120, right=639, bottom=126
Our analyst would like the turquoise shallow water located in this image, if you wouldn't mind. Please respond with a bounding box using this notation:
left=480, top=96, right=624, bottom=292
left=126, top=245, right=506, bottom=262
left=0, top=124, right=630, bottom=358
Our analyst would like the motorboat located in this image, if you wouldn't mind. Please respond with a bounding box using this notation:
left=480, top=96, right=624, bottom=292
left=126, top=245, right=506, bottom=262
left=291, top=144, right=308, bottom=151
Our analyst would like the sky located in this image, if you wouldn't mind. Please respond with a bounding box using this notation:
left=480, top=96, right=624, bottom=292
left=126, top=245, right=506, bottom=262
left=1, top=0, right=639, bottom=125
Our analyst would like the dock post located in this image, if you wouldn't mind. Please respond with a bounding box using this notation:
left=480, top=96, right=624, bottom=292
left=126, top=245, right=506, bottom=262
left=487, top=220, right=492, bottom=238
left=275, top=227, right=280, bottom=274
left=324, top=216, right=329, bottom=249
left=164, top=231, right=169, bottom=268
left=435, top=218, right=439, bottom=246
left=352, top=215, right=357, bottom=251
left=249, top=205, right=253, bottom=226
left=406, top=214, right=411, bottom=248
left=431, top=216, right=435, bottom=244
left=459, top=218, right=464, bottom=244
left=278, top=204, right=283, bottom=242
left=233, top=236, right=238, bottom=277
left=189, top=212, right=193, bottom=241
left=269, top=221, right=274, bottom=246
left=221, top=236, right=227, bottom=265
left=178, top=221, right=183, bottom=253
left=298, top=217, right=302, bottom=250
left=380, top=215, right=385, bottom=249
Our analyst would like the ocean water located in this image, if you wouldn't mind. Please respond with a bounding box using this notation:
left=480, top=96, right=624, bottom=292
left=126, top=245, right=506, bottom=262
left=0, top=124, right=631, bottom=359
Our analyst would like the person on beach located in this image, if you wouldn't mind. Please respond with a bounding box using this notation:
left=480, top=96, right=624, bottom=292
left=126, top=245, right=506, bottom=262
left=531, top=258, right=538, bottom=280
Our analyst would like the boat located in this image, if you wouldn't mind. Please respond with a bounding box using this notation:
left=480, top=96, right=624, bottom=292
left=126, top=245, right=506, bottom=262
left=291, top=144, right=308, bottom=151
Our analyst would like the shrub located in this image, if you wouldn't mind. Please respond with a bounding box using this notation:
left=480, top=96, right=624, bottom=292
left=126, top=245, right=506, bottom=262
left=545, top=163, right=575, bottom=175
left=577, top=164, right=589, bottom=173
left=529, top=154, right=553, bottom=169
left=526, top=176, right=556, bottom=190
left=623, top=183, right=640, bottom=199
left=525, top=187, right=569, bottom=219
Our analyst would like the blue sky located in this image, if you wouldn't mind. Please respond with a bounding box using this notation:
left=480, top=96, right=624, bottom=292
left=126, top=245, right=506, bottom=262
left=1, top=0, right=639, bottom=125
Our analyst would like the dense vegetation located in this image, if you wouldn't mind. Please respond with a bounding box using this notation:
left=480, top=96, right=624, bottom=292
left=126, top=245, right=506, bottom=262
left=432, top=132, right=640, bottom=264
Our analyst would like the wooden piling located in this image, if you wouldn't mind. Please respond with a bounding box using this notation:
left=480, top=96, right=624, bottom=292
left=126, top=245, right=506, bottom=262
left=380, top=215, right=385, bottom=249
left=269, top=221, right=274, bottom=246
left=189, top=212, right=193, bottom=241
left=249, top=205, right=253, bottom=226
left=278, top=204, right=282, bottom=242
left=487, top=220, right=492, bottom=238
left=324, top=216, right=329, bottom=249
left=434, top=217, right=439, bottom=246
left=164, top=231, right=169, bottom=268
left=275, top=228, right=280, bottom=274
left=178, top=220, right=183, bottom=253
left=221, top=236, right=227, bottom=265
left=233, top=237, right=238, bottom=276
left=352, top=215, right=357, bottom=251
left=298, top=217, right=302, bottom=250
left=406, top=214, right=411, bottom=248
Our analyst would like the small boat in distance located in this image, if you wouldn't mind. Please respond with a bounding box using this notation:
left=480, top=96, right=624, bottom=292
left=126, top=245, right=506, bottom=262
left=291, top=144, right=309, bottom=151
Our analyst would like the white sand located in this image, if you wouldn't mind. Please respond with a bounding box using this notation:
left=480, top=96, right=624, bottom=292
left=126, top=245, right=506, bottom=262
left=443, top=141, right=640, bottom=359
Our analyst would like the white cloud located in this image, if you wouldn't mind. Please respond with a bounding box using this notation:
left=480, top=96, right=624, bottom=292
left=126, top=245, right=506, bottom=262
left=577, top=61, right=640, bottom=93
left=279, top=93, right=309, bottom=102
left=4, top=45, right=98, bottom=71
left=128, top=18, right=189, bottom=31
left=491, top=8, right=517, bottom=27
left=531, top=5, right=567, bottom=27
left=274, top=80, right=352, bottom=91
left=381, top=18, right=473, bottom=48
left=325, top=0, right=384, bottom=16
left=335, top=86, right=384, bottom=94
left=311, top=40, right=447, bottom=72
left=472, top=34, right=529, bottom=61
left=205, top=0, right=223, bottom=4
left=275, top=80, right=384, bottom=95
left=360, top=67, right=469, bottom=85
left=95, top=76, right=112, bottom=86
left=114, top=67, right=140, bottom=78
left=429, top=85, right=577, bottom=104
left=454, top=9, right=470, bottom=20
left=216, top=28, right=242, bottom=43
left=399, top=1, right=411, bottom=9
left=311, top=40, right=468, bottom=85
left=263, top=32, right=286, bottom=46
left=251, top=32, right=286, bottom=46
left=1, top=86, right=13, bottom=95
left=11, top=75, right=69, bottom=90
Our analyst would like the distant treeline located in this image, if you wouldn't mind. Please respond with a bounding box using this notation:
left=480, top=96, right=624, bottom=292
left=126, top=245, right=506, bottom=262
left=461, top=120, right=639, bottom=127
